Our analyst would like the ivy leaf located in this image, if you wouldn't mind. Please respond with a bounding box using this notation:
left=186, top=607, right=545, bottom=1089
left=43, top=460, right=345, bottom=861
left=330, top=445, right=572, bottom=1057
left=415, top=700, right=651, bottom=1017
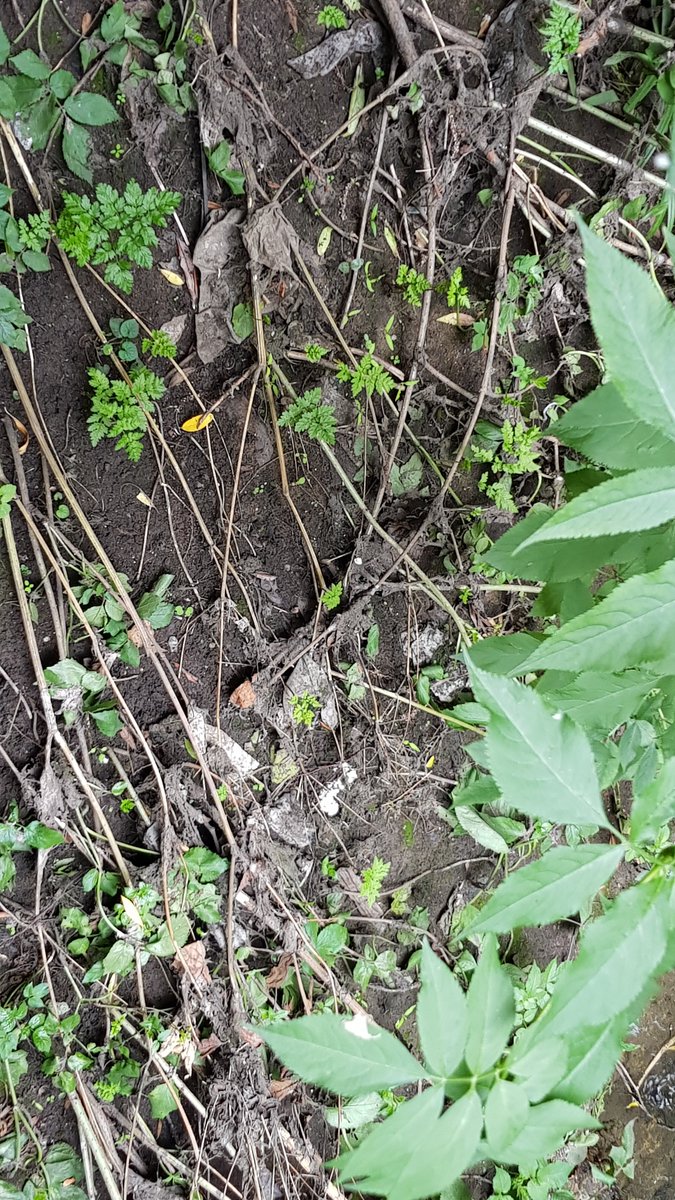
left=62, top=120, right=92, bottom=183
left=524, top=558, right=675, bottom=674
left=207, top=141, right=245, bottom=195
left=521, top=468, right=675, bottom=544
left=464, top=934, right=514, bottom=1074
left=417, top=943, right=467, bottom=1077
left=148, top=1083, right=178, bottom=1119
left=484, top=1080, right=530, bottom=1159
left=256, top=1012, right=427, bottom=1096
left=631, top=757, right=675, bottom=844
left=469, top=663, right=611, bottom=830
left=63, top=93, right=119, bottom=126
left=580, top=222, right=675, bottom=441
left=336, top=1088, right=482, bottom=1200
left=468, top=844, right=624, bottom=934
left=10, top=49, right=52, bottom=79
left=554, top=382, right=675, bottom=470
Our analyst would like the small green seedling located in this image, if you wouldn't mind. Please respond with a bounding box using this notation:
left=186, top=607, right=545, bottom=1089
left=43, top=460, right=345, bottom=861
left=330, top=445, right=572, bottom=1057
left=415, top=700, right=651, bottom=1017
left=591, top=1119, right=635, bottom=1185
left=540, top=2, right=581, bottom=75
left=396, top=263, right=430, bottom=307
left=142, top=328, right=177, bottom=358
left=279, top=386, right=337, bottom=445
left=468, top=418, right=542, bottom=513
left=0, top=189, right=51, bottom=276
left=0, top=284, right=31, bottom=351
left=321, top=581, right=343, bottom=610
left=317, top=5, right=348, bottom=29
left=306, top=342, right=329, bottom=362
left=499, top=254, right=544, bottom=335
left=442, top=266, right=470, bottom=314
left=206, top=141, right=245, bottom=195
left=359, top=856, right=390, bottom=906
left=0, top=804, right=63, bottom=892
left=291, top=692, right=321, bottom=727
left=87, top=365, right=165, bottom=460
left=337, top=338, right=397, bottom=400
left=103, top=316, right=140, bottom=362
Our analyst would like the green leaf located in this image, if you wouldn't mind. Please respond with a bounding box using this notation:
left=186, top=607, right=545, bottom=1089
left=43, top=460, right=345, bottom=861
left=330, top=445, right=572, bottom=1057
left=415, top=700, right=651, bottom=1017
left=62, top=120, right=92, bottom=183
left=464, top=934, right=514, bottom=1074
left=468, top=633, right=544, bottom=676
left=468, top=845, right=624, bottom=934
left=146, top=912, right=190, bottom=956
left=148, top=1083, right=178, bottom=1119
left=491, top=1099, right=599, bottom=1167
left=337, top=1087, right=482, bottom=1200
left=485, top=504, right=616, bottom=584
left=21, top=249, right=51, bottom=272
left=256, top=1012, right=427, bottom=1095
left=454, top=806, right=509, bottom=855
left=391, top=452, right=424, bottom=497
left=579, top=223, right=675, bottom=442
left=207, top=141, right=245, bottom=194
left=101, top=940, right=135, bottom=975
left=101, top=0, right=127, bottom=41
left=417, top=942, right=467, bottom=1077
left=50, top=69, right=76, bottom=99
left=506, top=1036, right=568, bottom=1103
left=182, top=846, right=228, bottom=881
left=536, top=670, right=656, bottom=734
left=523, top=558, right=675, bottom=674
left=10, top=49, right=52, bottom=79
left=231, top=301, right=253, bottom=340
left=469, top=663, right=611, bottom=830
left=44, top=658, right=86, bottom=688
left=24, top=95, right=58, bottom=150
left=554, top=1017, right=626, bottom=1104
left=484, top=1080, right=530, bottom=1158
left=523, top=468, right=675, bottom=544
left=631, top=756, right=675, bottom=843
left=63, top=93, right=119, bottom=126
left=89, top=704, right=123, bottom=738
left=24, top=823, right=64, bottom=850
left=0, top=22, right=9, bottom=67
left=554, top=382, right=675, bottom=470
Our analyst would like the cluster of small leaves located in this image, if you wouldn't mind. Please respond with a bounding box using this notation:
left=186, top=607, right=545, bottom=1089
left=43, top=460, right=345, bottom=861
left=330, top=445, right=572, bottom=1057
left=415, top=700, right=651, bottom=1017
left=442, top=266, right=470, bottom=311
left=87, top=365, right=165, bottom=460
left=321, top=581, right=343, bottom=610
left=499, top=255, right=543, bottom=335
left=540, top=3, right=582, bottom=75
left=278, top=386, right=337, bottom=445
left=359, top=856, right=391, bottom=906
left=290, top=691, right=322, bottom=727
left=396, top=263, right=430, bottom=308
left=206, top=141, right=246, bottom=195
left=45, top=656, right=122, bottom=737
left=142, top=328, right=177, bottom=358
left=0, top=803, right=63, bottom=892
left=0, top=27, right=118, bottom=183
left=306, top=342, right=329, bottom=362
left=337, top=344, right=397, bottom=400
left=317, top=5, right=349, bottom=29
left=0, top=186, right=51, bottom=278
left=55, top=181, right=181, bottom=294
left=0, top=284, right=31, bottom=351
left=69, top=564, right=175, bottom=670
left=468, top=419, right=542, bottom=513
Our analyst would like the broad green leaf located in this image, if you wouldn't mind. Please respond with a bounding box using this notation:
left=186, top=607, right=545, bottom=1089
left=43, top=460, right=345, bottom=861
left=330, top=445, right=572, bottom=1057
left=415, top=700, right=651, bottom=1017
left=524, top=558, right=675, bottom=674
left=468, top=633, right=544, bottom=676
left=492, top=1099, right=599, bottom=1167
left=522, top=468, right=675, bottom=545
left=146, top=912, right=190, bottom=956
left=468, top=845, right=623, bottom=934
left=337, top=1087, right=482, bottom=1200
left=0, top=22, right=9, bottom=66
left=207, top=141, right=245, bottom=194
left=101, top=0, right=127, bottom=41
left=21, top=249, right=50, bottom=272
left=63, top=93, right=119, bottom=126
left=257, top=1012, right=426, bottom=1096
left=580, top=223, right=675, bottom=441
left=507, top=1036, right=568, bottom=1103
left=464, top=934, right=514, bottom=1073
left=554, top=1018, right=626, bottom=1104
left=24, top=822, right=64, bottom=850
left=23, top=95, right=58, bottom=150
left=417, top=943, right=467, bottom=1077
left=485, top=505, right=618, bottom=584
left=536, top=670, right=656, bottom=734
left=62, top=120, right=92, bottom=183
left=528, top=879, right=668, bottom=1042
left=631, top=756, right=675, bottom=844
left=148, top=1083, right=178, bottom=1119
left=50, top=69, right=76, bottom=99
left=10, top=49, right=52, bottom=79
left=484, top=1080, right=530, bottom=1158
left=232, top=301, right=254, bottom=340
left=325, top=1092, right=383, bottom=1130
left=469, top=664, right=611, bottom=830
left=554, top=382, right=675, bottom=470
left=101, top=940, right=135, bottom=975
left=454, top=806, right=508, bottom=854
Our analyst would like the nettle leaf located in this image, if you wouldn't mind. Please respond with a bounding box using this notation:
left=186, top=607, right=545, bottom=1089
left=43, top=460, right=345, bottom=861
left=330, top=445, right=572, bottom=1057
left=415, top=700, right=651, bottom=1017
left=507, top=1036, right=568, bottom=1103
left=63, top=93, right=119, bottom=126
left=256, top=1012, right=426, bottom=1096
left=554, top=1016, right=628, bottom=1105
left=524, top=557, right=675, bottom=674
left=469, top=663, right=611, bottom=830
left=631, top=756, right=675, bottom=844
left=580, top=223, right=675, bottom=441
left=536, top=670, right=656, bottom=734
left=464, top=934, right=514, bottom=1073
left=417, top=943, right=467, bottom=1077
left=484, top=1080, right=530, bottom=1159
left=468, top=844, right=624, bottom=934
left=337, top=1087, right=482, bottom=1200
left=491, top=1099, right=599, bottom=1167
left=554, top=382, right=675, bottom=470
left=522, top=468, right=675, bottom=544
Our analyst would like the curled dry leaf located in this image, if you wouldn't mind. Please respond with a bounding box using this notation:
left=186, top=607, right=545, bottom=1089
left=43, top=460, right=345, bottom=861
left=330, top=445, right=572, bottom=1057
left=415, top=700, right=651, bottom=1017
left=181, top=412, right=214, bottom=433
left=437, top=312, right=475, bottom=328
left=81, top=11, right=92, bottom=33
left=198, top=1031, right=222, bottom=1057
left=8, top=414, right=29, bottom=455
left=174, top=939, right=211, bottom=984
left=230, top=679, right=256, bottom=709
left=240, top=1026, right=263, bottom=1049
left=177, top=238, right=199, bottom=308
left=265, top=952, right=294, bottom=988
left=159, top=267, right=184, bottom=288
left=269, top=1074, right=299, bottom=1100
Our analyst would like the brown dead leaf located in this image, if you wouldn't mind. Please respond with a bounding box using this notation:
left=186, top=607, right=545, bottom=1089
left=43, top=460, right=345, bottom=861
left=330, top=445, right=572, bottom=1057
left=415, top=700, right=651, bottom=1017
left=230, top=679, right=256, bottom=710
left=81, top=11, right=92, bottom=33
left=283, top=0, right=298, bottom=34
left=8, top=414, right=29, bottom=455
left=174, top=939, right=211, bottom=984
left=270, top=1075, right=298, bottom=1100
left=265, top=953, right=293, bottom=989
left=177, top=238, right=199, bottom=309
left=198, top=1031, right=222, bottom=1057
left=437, top=312, right=475, bottom=328
left=240, top=1027, right=263, bottom=1049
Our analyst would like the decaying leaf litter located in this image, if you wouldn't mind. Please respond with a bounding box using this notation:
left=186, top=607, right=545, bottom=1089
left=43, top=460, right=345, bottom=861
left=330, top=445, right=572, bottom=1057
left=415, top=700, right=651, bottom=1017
left=0, top=0, right=674, bottom=1197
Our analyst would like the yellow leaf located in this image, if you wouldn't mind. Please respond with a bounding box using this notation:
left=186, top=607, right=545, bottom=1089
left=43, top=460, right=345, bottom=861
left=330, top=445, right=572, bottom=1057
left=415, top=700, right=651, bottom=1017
left=136, top=491, right=155, bottom=508
left=159, top=268, right=184, bottom=287
left=181, top=412, right=214, bottom=433
left=119, top=895, right=143, bottom=933
left=317, top=225, right=332, bottom=257
left=383, top=223, right=399, bottom=259
left=437, top=312, right=475, bottom=328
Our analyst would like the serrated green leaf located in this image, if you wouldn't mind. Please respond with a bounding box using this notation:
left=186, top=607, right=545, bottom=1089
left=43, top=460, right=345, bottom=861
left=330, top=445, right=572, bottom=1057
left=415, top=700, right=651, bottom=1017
left=468, top=632, right=544, bottom=676
left=553, top=1017, right=625, bottom=1104
left=256, top=1012, right=426, bottom=1096
left=454, top=805, right=509, bottom=854
left=469, top=663, right=611, bottom=830
left=417, top=943, right=467, bottom=1077
left=101, top=940, right=135, bottom=975
left=484, top=1080, right=530, bottom=1158
left=23, top=95, right=58, bottom=150
left=464, top=934, right=514, bottom=1074
left=148, top=1082, right=178, bottom=1119
left=631, top=756, right=675, bottom=843
left=523, top=468, right=675, bottom=545
left=10, top=49, right=52, bottom=79
left=337, top=1088, right=482, bottom=1200
left=63, top=93, right=119, bottom=126
left=523, top=558, right=675, bottom=674
left=579, top=223, right=675, bottom=441
left=492, top=1099, right=599, bottom=1167
left=207, top=141, right=245, bottom=194
left=50, top=69, right=76, bottom=99
left=485, top=504, right=617, bottom=584
left=554, top=382, right=675, bottom=470
left=101, top=0, right=127, bottom=41
left=536, top=670, right=655, bottom=734
left=507, top=1036, right=568, bottom=1103
left=469, top=844, right=623, bottom=934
